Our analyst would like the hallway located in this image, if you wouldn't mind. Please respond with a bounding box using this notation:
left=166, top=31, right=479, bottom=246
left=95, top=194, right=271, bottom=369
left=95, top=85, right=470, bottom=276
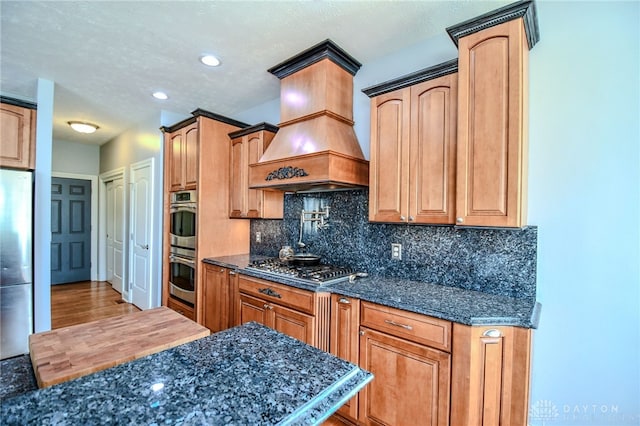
left=51, top=281, right=139, bottom=329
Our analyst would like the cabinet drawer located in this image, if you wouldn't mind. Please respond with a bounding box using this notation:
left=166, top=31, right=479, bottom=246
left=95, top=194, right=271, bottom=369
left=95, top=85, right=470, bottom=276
left=167, top=297, right=195, bottom=321
left=360, top=301, right=451, bottom=352
left=238, top=275, right=315, bottom=314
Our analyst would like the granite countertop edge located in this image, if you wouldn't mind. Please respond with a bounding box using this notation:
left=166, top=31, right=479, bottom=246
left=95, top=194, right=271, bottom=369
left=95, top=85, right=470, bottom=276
left=203, top=255, right=541, bottom=329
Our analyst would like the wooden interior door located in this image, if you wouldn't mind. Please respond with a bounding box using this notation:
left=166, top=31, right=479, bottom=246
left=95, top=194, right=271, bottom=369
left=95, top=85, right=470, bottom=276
left=51, top=177, right=91, bottom=285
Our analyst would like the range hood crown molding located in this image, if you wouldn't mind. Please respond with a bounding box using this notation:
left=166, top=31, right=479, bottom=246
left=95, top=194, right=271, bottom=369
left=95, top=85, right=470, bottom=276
left=267, top=39, right=362, bottom=80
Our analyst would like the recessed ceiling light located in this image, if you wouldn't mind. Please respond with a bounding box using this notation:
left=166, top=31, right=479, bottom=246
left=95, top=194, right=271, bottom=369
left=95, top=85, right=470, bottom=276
left=68, top=121, right=99, bottom=134
left=152, top=91, right=168, bottom=100
left=200, top=54, right=221, bottom=67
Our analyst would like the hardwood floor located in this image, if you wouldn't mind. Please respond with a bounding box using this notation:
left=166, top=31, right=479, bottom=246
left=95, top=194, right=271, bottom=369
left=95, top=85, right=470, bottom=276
left=51, top=281, right=140, bottom=329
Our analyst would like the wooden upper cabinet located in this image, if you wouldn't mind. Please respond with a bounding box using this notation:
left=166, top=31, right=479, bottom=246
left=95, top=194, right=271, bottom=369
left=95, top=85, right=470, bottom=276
left=410, top=75, right=457, bottom=224
left=456, top=18, right=529, bottom=227
left=228, top=124, right=283, bottom=219
left=369, top=88, right=410, bottom=223
left=167, top=121, right=198, bottom=192
left=0, top=101, right=36, bottom=170
left=368, top=69, right=457, bottom=224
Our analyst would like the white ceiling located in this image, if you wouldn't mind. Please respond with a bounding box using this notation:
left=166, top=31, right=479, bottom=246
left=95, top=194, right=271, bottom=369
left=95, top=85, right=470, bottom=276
left=0, top=0, right=510, bottom=146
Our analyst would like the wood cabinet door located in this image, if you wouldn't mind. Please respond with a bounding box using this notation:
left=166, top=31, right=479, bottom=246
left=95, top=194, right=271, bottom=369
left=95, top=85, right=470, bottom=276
left=238, top=293, right=269, bottom=327
left=369, top=88, right=411, bottom=222
left=456, top=19, right=528, bottom=227
left=168, top=131, right=184, bottom=192
left=245, top=133, right=263, bottom=218
left=183, top=123, right=199, bottom=190
left=272, top=303, right=315, bottom=346
left=202, top=264, right=230, bottom=333
left=330, top=295, right=361, bottom=421
left=0, top=103, right=35, bottom=170
left=359, top=328, right=451, bottom=426
left=409, top=75, right=457, bottom=225
left=229, top=137, right=246, bottom=217
left=451, top=325, right=532, bottom=426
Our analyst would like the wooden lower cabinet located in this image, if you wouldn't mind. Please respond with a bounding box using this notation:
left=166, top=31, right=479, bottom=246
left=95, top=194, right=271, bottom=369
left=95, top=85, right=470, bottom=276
left=358, top=302, right=451, bottom=426
left=202, top=264, right=237, bottom=333
left=450, top=324, right=532, bottom=426
left=329, top=295, right=361, bottom=422
left=237, top=275, right=330, bottom=350
left=166, top=296, right=195, bottom=321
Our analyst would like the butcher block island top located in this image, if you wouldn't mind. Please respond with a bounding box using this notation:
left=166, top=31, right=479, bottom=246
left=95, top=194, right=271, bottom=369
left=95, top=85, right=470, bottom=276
left=3, top=322, right=373, bottom=425
left=29, top=306, right=210, bottom=388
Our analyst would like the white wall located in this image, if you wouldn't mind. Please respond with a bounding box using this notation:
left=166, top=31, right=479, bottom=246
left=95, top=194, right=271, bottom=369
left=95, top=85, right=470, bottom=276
left=99, top=113, right=164, bottom=307
left=527, top=1, right=639, bottom=424
left=52, top=140, right=100, bottom=175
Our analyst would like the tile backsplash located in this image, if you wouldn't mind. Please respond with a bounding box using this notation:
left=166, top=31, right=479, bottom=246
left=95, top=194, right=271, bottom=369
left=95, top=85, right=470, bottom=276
left=250, top=190, right=537, bottom=300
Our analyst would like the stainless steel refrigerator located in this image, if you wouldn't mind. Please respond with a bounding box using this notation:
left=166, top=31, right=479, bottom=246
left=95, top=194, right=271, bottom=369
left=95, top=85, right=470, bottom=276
left=0, top=168, right=33, bottom=360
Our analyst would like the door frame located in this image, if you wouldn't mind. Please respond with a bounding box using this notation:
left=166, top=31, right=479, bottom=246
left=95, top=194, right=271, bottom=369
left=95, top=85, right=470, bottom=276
left=51, top=172, right=98, bottom=281
left=98, top=167, right=128, bottom=299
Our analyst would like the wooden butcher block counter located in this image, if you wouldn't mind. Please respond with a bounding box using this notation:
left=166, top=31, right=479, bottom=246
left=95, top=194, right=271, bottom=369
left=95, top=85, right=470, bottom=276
left=29, top=306, right=209, bottom=388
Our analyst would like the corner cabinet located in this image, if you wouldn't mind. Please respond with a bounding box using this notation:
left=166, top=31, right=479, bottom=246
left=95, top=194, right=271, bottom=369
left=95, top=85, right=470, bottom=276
left=202, top=264, right=238, bottom=333
left=450, top=324, right=532, bottom=426
left=237, top=275, right=331, bottom=351
left=0, top=99, right=36, bottom=170
left=329, top=295, right=361, bottom=422
left=449, top=1, right=538, bottom=228
left=229, top=123, right=283, bottom=219
left=367, top=65, right=458, bottom=225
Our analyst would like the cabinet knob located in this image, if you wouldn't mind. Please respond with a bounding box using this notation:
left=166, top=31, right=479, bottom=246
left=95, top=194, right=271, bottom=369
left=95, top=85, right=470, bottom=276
left=409, top=216, right=415, bottom=222
left=338, top=297, right=350, bottom=304
left=400, top=216, right=406, bottom=221
left=359, top=330, right=365, bottom=336
left=456, top=217, right=464, bottom=224
left=229, top=271, right=236, bottom=276
left=220, top=268, right=225, bottom=272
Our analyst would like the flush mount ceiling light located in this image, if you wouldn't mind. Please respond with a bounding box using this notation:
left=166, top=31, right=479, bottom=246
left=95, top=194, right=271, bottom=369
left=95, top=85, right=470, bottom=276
left=68, top=121, right=99, bottom=134
left=200, top=54, right=221, bottom=67
left=152, top=91, right=169, bottom=100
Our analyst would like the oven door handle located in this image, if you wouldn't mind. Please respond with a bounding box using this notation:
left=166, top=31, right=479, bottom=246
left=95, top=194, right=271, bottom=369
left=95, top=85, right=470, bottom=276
left=170, top=255, right=195, bottom=266
left=170, top=205, right=197, bottom=214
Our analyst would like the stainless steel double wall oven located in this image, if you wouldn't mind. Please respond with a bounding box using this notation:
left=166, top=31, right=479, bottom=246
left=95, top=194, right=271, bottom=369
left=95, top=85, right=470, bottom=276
left=168, top=190, right=196, bottom=305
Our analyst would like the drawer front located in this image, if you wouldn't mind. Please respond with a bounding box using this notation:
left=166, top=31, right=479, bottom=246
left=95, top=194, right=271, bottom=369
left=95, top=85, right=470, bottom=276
left=167, top=297, right=195, bottom=321
left=360, top=301, right=451, bottom=351
left=238, top=275, right=315, bottom=314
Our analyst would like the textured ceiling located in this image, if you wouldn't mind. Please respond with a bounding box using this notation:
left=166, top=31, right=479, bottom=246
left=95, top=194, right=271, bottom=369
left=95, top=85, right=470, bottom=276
left=0, top=0, right=510, bottom=145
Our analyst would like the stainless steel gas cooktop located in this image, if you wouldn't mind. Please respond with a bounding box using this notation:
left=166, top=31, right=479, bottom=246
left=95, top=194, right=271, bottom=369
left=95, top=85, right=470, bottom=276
left=246, top=258, right=364, bottom=286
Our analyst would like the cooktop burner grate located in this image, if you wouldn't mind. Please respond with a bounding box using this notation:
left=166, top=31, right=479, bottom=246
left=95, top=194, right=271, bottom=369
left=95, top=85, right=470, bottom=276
left=246, top=258, right=359, bottom=285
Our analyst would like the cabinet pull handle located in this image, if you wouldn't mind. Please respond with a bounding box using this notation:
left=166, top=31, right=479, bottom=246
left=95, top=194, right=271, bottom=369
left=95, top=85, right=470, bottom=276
left=338, top=297, right=350, bottom=304
left=259, top=288, right=282, bottom=299
left=263, top=304, right=273, bottom=310
left=384, top=319, right=413, bottom=331
left=483, top=329, right=502, bottom=338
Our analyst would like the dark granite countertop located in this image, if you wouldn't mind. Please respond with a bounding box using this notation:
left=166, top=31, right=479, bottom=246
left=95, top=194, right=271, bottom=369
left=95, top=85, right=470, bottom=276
left=204, top=255, right=540, bottom=329
left=0, top=322, right=373, bottom=425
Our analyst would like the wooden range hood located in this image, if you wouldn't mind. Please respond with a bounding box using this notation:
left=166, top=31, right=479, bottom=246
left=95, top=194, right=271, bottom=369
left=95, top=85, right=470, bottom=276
left=249, top=40, right=369, bottom=193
